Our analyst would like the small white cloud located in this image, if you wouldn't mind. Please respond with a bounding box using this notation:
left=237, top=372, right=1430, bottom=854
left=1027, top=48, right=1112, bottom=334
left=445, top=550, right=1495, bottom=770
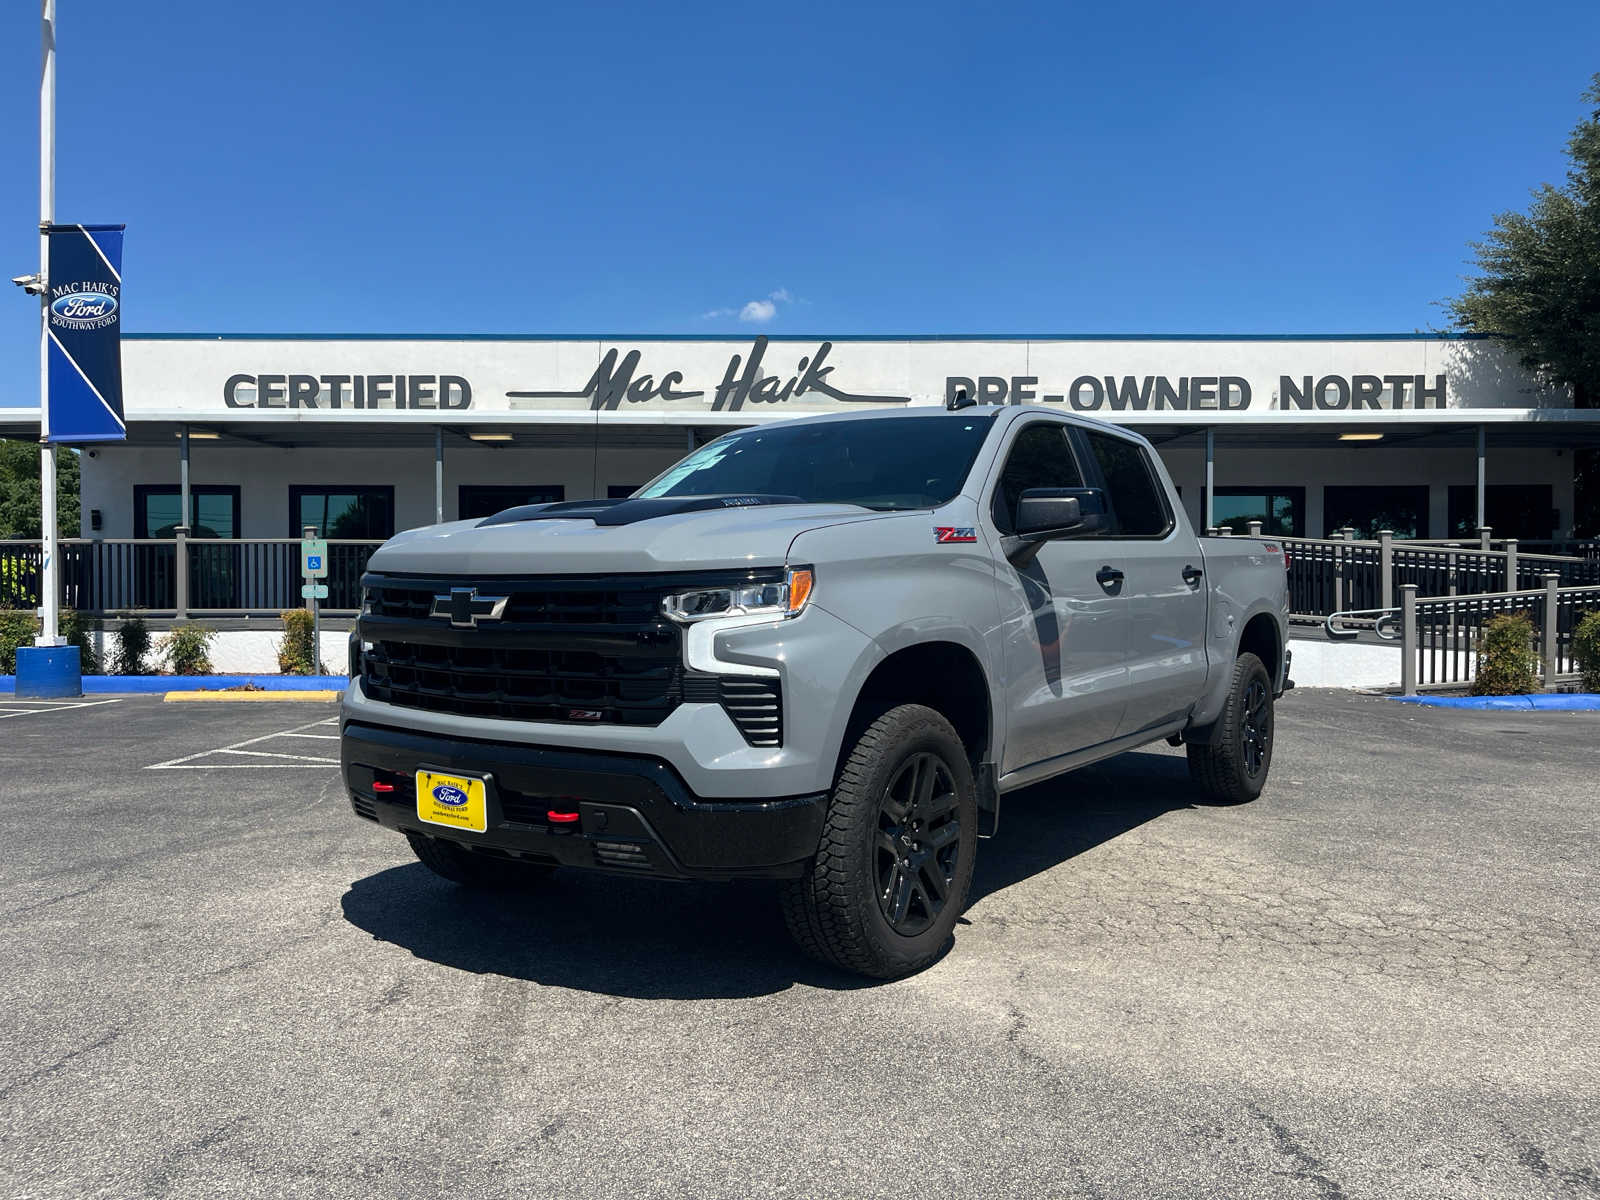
left=702, top=287, right=796, bottom=323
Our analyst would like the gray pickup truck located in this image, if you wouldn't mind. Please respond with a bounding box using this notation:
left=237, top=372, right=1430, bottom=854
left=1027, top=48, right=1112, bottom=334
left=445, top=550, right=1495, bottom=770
left=341, top=406, right=1290, bottom=977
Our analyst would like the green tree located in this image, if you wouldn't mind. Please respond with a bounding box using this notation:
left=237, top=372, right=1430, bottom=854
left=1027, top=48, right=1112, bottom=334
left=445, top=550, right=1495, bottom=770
left=1449, top=75, right=1600, bottom=536
left=0, top=440, right=79, bottom=539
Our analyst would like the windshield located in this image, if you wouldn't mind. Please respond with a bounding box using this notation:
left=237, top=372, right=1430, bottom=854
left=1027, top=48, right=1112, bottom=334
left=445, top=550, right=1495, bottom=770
left=634, top=412, right=1000, bottom=510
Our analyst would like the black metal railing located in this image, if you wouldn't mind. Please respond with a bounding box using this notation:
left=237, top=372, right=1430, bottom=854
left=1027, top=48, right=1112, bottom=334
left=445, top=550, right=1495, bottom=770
left=1399, top=580, right=1600, bottom=693
left=1269, top=531, right=1600, bottom=620
left=0, top=536, right=384, bottom=616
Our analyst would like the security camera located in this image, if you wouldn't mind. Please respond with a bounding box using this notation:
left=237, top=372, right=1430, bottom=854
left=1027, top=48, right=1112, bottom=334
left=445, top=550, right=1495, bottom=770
left=11, top=273, right=44, bottom=295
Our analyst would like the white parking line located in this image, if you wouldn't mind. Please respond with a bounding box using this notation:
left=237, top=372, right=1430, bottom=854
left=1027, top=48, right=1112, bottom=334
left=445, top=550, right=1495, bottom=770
left=215, top=748, right=341, bottom=763
left=0, top=699, right=123, bottom=720
left=147, top=716, right=342, bottom=770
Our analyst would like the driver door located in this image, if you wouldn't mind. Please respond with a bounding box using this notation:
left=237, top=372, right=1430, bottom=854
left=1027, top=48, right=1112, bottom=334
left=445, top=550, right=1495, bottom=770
left=987, top=421, right=1129, bottom=774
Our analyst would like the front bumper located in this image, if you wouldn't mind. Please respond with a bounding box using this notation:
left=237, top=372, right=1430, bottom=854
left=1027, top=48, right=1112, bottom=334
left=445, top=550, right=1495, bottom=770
left=341, top=720, right=827, bottom=881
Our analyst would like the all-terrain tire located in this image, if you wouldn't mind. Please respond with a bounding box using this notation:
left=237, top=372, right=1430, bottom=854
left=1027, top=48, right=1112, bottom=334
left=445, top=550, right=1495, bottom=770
left=780, top=703, right=978, bottom=979
left=1186, top=651, right=1275, bottom=805
left=406, top=832, right=555, bottom=890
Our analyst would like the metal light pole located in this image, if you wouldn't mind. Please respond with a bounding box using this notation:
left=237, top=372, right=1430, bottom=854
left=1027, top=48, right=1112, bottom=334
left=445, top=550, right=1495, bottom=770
left=36, top=0, right=62, bottom=647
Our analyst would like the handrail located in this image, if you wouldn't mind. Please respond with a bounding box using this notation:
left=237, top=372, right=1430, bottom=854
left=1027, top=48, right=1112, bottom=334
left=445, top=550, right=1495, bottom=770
left=1413, top=582, right=1600, bottom=608
left=1324, top=607, right=1401, bottom=641
left=1276, top=533, right=1588, bottom=565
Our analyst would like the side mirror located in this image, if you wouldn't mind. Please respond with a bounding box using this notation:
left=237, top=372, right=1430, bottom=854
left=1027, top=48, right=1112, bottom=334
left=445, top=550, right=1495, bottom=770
left=1016, top=487, right=1107, bottom=538
left=1007, top=487, right=1107, bottom=565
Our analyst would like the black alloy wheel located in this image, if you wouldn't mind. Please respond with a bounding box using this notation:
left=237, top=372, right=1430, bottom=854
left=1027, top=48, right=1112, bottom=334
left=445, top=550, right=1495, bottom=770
left=1187, top=651, right=1275, bottom=805
left=1240, top=676, right=1271, bottom=779
left=779, top=703, right=979, bottom=978
left=874, top=752, right=962, bottom=936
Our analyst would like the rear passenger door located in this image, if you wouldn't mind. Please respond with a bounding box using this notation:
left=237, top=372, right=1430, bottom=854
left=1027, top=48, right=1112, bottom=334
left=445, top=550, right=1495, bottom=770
left=987, top=420, right=1129, bottom=773
left=1072, top=427, right=1209, bottom=736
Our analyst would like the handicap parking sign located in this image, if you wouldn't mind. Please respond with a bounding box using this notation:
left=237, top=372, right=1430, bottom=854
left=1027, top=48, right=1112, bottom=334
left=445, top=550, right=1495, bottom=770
left=301, top=538, right=329, bottom=578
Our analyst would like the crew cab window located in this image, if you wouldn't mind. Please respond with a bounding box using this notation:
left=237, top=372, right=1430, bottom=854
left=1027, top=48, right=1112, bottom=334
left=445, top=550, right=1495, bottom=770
left=1080, top=430, right=1171, bottom=537
left=992, top=423, right=1083, bottom=533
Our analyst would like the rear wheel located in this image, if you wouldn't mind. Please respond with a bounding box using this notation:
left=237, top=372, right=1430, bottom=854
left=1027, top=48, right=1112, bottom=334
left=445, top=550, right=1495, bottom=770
left=780, top=703, right=978, bottom=979
left=1187, top=651, right=1274, bottom=804
left=406, top=832, right=555, bottom=890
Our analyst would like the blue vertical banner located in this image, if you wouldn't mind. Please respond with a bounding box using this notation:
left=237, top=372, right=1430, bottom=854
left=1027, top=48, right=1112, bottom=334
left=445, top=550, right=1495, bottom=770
left=44, top=223, right=126, bottom=443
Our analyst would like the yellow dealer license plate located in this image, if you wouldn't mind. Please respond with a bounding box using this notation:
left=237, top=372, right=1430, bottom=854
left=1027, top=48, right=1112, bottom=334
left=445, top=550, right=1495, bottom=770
left=415, top=770, right=488, bottom=834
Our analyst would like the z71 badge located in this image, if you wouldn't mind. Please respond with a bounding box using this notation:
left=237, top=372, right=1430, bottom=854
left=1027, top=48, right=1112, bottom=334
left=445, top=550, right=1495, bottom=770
left=934, top=527, right=977, bottom=543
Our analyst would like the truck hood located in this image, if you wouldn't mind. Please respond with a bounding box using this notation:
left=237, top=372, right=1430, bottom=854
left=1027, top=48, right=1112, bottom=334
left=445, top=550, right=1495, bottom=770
left=365, top=501, right=893, bottom=576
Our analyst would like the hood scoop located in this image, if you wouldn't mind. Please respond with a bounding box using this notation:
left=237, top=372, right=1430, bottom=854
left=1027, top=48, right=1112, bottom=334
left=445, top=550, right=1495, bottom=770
left=476, top=494, right=809, bottom=529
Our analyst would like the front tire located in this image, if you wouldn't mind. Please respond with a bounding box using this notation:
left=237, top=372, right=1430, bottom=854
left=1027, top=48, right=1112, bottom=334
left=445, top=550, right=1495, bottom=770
left=406, top=832, right=555, bottom=890
left=780, top=704, right=978, bottom=979
left=1187, top=651, right=1275, bottom=804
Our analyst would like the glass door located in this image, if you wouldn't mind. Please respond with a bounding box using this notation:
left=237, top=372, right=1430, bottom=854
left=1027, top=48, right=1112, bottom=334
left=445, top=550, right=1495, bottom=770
left=133, top=486, right=242, bottom=609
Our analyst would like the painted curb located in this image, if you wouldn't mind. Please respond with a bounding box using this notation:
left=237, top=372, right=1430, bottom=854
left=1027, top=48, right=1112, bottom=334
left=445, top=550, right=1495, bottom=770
left=1390, top=693, right=1600, bottom=711
left=164, top=690, right=341, bottom=702
left=1, top=675, right=349, bottom=695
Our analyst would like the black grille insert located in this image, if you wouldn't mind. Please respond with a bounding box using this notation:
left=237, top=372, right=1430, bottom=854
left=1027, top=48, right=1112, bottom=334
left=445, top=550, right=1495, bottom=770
left=359, top=570, right=781, bottom=729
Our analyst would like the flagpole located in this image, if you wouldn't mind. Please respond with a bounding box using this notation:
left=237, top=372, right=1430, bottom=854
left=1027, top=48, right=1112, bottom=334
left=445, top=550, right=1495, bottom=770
left=36, top=0, right=61, bottom=648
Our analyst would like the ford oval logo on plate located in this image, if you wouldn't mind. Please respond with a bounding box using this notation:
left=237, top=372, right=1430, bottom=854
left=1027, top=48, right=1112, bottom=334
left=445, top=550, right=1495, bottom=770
left=51, top=291, right=118, bottom=322
left=432, top=784, right=468, bottom=807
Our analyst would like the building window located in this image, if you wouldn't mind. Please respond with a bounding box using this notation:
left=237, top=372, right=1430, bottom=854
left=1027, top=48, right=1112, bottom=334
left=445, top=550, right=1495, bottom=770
left=1447, top=485, right=1556, bottom=541
left=1204, top=487, right=1305, bottom=537
left=290, top=486, right=395, bottom=539
left=458, top=485, right=563, bottom=520
left=1323, top=485, right=1430, bottom=539
left=133, top=485, right=240, bottom=539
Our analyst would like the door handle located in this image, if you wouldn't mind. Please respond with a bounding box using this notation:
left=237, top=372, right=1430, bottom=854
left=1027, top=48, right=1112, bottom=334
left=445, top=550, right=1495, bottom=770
left=1182, top=565, right=1203, bottom=587
left=1095, top=565, right=1124, bottom=591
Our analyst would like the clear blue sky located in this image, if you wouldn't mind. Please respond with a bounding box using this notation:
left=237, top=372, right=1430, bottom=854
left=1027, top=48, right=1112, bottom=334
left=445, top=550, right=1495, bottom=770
left=2, top=0, right=1598, bottom=406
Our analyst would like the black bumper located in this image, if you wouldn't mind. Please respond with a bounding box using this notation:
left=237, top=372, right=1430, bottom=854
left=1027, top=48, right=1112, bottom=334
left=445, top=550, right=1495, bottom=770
left=341, top=721, right=827, bottom=881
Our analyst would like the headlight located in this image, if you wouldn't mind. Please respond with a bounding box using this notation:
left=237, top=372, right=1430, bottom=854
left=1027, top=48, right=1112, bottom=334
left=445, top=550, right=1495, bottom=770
left=662, top=567, right=814, bottom=623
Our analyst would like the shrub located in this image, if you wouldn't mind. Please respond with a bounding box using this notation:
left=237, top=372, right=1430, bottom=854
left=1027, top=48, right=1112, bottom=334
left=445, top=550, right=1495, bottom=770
left=1574, top=610, right=1600, bottom=693
left=0, top=609, right=34, bottom=674
left=1472, top=612, right=1539, bottom=696
left=0, top=608, right=100, bottom=674
left=159, top=624, right=216, bottom=675
left=113, top=615, right=152, bottom=675
left=60, top=608, right=100, bottom=675
left=0, top=555, right=31, bottom=609
left=276, top=608, right=326, bottom=675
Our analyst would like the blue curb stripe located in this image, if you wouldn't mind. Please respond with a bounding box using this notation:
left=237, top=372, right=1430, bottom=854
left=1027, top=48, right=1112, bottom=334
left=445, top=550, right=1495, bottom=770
left=1390, top=693, right=1600, bottom=710
left=2, top=675, right=349, bottom=695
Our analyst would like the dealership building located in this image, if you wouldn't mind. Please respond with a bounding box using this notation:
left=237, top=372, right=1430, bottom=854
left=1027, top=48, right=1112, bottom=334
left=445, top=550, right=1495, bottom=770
left=2, top=331, right=1593, bottom=559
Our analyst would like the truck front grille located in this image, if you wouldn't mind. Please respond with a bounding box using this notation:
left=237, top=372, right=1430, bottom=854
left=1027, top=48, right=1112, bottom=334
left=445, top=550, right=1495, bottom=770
left=357, top=569, right=781, bottom=730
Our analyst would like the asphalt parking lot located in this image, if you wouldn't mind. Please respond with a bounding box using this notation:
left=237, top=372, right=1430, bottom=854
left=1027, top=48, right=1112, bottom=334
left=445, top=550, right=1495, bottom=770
left=1, top=690, right=1596, bottom=1199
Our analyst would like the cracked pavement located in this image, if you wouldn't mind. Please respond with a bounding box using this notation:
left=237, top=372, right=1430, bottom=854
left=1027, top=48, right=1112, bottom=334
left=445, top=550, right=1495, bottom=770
left=0, top=689, right=1596, bottom=1198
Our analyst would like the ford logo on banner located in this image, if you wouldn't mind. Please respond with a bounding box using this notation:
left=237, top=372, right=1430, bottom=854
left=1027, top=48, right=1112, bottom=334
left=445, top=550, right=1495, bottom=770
left=51, top=290, right=118, bottom=325
left=432, top=784, right=468, bottom=807
left=43, top=223, right=127, bottom=443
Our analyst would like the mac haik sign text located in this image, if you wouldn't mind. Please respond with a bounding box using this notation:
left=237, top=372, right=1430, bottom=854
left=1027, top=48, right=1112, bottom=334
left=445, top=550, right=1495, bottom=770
left=117, top=336, right=1554, bottom=418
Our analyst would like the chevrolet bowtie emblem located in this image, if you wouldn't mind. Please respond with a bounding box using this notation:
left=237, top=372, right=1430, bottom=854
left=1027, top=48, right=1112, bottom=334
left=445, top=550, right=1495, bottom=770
left=431, top=587, right=509, bottom=628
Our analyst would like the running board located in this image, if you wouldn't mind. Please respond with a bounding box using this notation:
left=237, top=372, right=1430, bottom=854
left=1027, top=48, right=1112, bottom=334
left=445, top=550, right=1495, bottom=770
left=997, top=720, right=1189, bottom=795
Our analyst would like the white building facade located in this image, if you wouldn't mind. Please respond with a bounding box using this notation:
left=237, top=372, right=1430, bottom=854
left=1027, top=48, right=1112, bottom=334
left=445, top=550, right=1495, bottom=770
left=3, top=332, right=1591, bottom=549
